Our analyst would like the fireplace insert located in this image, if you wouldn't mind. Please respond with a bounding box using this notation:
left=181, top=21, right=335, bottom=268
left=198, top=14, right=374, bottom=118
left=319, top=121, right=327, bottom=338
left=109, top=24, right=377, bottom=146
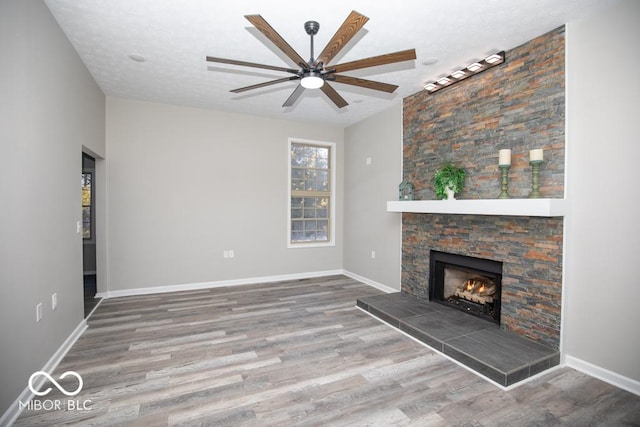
left=429, top=250, right=503, bottom=324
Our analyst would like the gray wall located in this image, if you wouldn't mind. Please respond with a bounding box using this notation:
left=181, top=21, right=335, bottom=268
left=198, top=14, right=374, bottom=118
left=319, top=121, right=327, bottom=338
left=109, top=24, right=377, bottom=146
left=104, top=97, right=344, bottom=292
left=564, top=0, right=640, bottom=382
left=0, top=0, right=105, bottom=417
left=344, top=104, right=402, bottom=290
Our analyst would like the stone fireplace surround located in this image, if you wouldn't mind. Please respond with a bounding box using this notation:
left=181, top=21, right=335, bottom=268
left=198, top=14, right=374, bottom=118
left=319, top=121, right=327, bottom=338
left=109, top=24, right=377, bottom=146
left=398, top=25, right=566, bottom=351
left=357, top=26, right=567, bottom=385
left=403, top=213, right=563, bottom=350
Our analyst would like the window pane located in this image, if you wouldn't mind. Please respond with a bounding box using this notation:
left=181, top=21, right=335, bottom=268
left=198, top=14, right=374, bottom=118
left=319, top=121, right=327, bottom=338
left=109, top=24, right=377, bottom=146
left=291, top=208, right=303, bottom=219
left=316, top=229, right=328, bottom=241
left=304, top=169, right=317, bottom=180
left=82, top=207, right=91, bottom=239
left=292, top=179, right=305, bottom=191
left=81, top=173, right=92, bottom=207
left=292, top=221, right=304, bottom=231
left=292, top=168, right=304, bottom=179
left=81, top=173, right=92, bottom=240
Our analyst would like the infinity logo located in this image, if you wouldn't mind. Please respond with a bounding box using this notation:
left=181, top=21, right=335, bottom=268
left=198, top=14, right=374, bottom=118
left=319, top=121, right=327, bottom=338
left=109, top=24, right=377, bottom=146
left=28, top=371, right=83, bottom=397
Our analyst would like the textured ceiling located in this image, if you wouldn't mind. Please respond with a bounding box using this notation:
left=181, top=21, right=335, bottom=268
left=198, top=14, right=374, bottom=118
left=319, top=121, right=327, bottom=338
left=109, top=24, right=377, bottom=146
left=44, top=0, right=619, bottom=127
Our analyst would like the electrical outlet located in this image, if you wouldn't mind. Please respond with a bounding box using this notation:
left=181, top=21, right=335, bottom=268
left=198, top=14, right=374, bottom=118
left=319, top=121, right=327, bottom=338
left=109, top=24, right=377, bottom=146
left=228, top=250, right=234, bottom=258
left=371, top=250, right=376, bottom=259
left=223, top=250, right=229, bottom=258
left=52, top=293, right=57, bottom=310
left=365, top=157, right=372, bottom=165
left=36, top=303, right=43, bottom=322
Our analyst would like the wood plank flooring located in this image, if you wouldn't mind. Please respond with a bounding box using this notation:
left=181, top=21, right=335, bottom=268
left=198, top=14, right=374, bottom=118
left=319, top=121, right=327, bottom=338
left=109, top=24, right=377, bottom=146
left=15, top=275, right=640, bottom=426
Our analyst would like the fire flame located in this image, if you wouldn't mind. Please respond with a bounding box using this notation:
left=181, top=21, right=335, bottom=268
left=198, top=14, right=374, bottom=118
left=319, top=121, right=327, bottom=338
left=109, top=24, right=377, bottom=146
left=461, top=278, right=493, bottom=295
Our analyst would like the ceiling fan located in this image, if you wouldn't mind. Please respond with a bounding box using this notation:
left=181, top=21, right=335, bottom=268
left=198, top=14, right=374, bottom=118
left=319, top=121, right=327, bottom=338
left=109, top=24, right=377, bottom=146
left=206, top=10, right=416, bottom=108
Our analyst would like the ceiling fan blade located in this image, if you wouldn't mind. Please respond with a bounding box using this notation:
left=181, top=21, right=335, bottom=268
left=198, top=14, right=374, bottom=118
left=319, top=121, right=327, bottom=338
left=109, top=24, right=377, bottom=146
left=316, top=10, right=369, bottom=66
left=282, top=84, right=306, bottom=107
left=206, top=56, right=299, bottom=74
left=245, top=15, right=308, bottom=69
left=332, top=75, right=398, bottom=93
left=330, top=49, right=417, bottom=73
left=320, top=82, right=348, bottom=108
left=231, top=76, right=299, bottom=93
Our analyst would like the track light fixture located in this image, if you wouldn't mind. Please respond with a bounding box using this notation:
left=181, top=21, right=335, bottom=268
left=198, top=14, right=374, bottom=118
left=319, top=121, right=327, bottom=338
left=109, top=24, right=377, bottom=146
left=423, top=51, right=505, bottom=94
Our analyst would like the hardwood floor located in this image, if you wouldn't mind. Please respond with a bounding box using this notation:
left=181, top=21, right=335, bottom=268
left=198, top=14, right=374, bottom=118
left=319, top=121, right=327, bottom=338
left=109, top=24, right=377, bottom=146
left=16, top=275, right=639, bottom=426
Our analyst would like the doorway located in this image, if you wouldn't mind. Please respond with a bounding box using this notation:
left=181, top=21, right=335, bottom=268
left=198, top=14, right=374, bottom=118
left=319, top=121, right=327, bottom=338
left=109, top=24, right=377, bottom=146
left=82, top=153, right=100, bottom=317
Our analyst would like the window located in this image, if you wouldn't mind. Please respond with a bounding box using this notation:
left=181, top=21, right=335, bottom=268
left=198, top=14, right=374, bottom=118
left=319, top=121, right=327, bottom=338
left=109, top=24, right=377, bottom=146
left=288, top=139, right=335, bottom=247
left=81, top=172, right=92, bottom=239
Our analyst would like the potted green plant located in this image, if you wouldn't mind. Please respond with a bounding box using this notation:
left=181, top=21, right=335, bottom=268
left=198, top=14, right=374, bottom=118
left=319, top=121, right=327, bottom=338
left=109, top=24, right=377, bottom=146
left=433, top=162, right=466, bottom=200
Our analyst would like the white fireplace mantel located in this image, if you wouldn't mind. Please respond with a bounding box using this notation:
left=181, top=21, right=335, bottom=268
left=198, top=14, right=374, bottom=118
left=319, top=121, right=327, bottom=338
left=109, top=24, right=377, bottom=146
left=387, top=198, right=565, bottom=217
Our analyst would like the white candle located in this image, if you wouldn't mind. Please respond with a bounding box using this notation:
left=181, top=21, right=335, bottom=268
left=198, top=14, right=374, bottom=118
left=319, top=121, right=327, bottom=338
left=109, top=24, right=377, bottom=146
left=530, top=148, right=544, bottom=161
left=498, top=149, right=511, bottom=166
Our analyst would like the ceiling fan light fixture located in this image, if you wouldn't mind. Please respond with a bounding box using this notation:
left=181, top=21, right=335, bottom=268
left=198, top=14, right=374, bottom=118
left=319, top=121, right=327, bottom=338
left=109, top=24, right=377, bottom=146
left=301, top=72, right=325, bottom=89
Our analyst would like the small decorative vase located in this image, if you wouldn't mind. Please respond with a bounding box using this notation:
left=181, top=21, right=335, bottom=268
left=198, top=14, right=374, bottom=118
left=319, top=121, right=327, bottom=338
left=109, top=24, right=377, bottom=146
left=445, top=187, right=456, bottom=200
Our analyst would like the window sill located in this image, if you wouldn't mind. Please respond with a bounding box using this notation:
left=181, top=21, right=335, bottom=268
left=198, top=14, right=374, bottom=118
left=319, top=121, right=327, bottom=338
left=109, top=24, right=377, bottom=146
left=287, top=241, right=335, bottom=249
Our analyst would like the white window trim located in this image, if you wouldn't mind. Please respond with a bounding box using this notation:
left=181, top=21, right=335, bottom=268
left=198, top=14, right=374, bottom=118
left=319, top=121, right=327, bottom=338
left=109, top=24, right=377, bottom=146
left=287, top=138, right=336, bottom=249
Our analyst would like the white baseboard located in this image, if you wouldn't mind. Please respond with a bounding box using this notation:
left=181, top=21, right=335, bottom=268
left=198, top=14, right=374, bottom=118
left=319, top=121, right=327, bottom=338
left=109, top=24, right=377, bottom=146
left=342, top=270, right=398, bottom=294
left=0, top=319, right=88, bottom=427
left=95, top=269, right=345, bottom=299
left=565, top=355, right=640, bottom=396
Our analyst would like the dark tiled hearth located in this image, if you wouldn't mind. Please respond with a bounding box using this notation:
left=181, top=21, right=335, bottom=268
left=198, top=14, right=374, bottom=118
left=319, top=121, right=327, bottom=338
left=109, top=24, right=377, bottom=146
left=357, top=293, right=559, bottom=387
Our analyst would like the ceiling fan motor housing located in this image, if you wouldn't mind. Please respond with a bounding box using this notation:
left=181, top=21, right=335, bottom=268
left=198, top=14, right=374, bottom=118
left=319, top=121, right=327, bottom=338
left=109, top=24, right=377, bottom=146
left=304, top=21, right=320, bottom=36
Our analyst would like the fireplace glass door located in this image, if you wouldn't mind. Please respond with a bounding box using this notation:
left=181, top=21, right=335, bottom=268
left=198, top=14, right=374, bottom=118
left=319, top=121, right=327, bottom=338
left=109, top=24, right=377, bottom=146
left=429, top=251, right=502, bottom=324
